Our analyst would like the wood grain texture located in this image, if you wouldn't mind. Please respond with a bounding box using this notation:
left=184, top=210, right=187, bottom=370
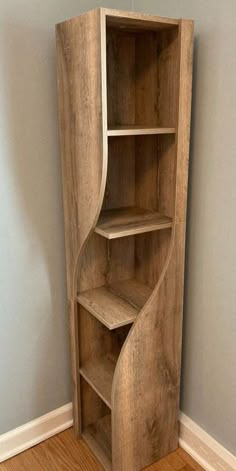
left=78, top=306, right=112, bottom=367
left=80, top=377, right=110, bottom=431
left=107, top=127, right=176, bottom=136
left=78, top=278, right=151, bottom=330
left=111, top=18, right=194, bottom=471
left=96, top=207, right=172, bottom=239
left=0, top=430, right=202, bottom=471
left=78, top=306, right=130, bottom=370
left=109, top=278, right=152, bottom=310
left=56, top=9, right=107, bottom=435
left=83, top=415, right=112, bottom=471
left=56, top=8, right=193, bottom=470
left=175, top=21, right=194, bottom=223
left=103, top=137, right=135, bottom=210
left=78, top=233, right=135, bottom=293
left=107, top=31, right=135, bottom=128
left=135, top=229, right=172, bottom=290
left=104, top=8, right=179, bottom=29
left=80, top=355, right=115, bottom=409
left=78, top=284, right=138, bottom=330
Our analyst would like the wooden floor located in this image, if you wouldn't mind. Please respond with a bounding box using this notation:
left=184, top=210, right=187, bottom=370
left=0, top=428, right=204, bottom=471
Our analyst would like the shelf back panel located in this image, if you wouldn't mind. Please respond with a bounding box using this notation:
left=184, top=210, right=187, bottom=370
left=107, top=25, right=179, bottom=128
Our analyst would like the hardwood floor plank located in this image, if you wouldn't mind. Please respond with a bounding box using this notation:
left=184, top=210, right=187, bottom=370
left=0, top=430, right=103, bottom=471
left=166, top=449, right=186, bottom=469
left=176, top=449, right=205, bottom=471
left=180, top=466, right=197, bottom=471
left=147, top=458, right=174, bottom=470
left=0, top=431, right=203, bottom=471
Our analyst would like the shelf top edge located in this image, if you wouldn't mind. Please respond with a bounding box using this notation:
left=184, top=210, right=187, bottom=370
left=107, top=127, right=176, bottom=136
left=55, top=7, right=191, bottom=28
left=101, top=8, right=179, bottom=26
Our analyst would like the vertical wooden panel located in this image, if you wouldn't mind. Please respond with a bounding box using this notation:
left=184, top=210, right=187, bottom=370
left=103, top=137, right=135, bottom=210
left=175, top=20, right=194, bottom=223
left=56, top=9, right=107, bottom=434
left=107, top=30, right=135, bottom=127
left=112, top=19, right=194, bottom=471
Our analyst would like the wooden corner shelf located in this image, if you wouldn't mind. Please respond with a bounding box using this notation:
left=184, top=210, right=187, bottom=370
left=95, top=206, right=172, bottom=239
left=56, top=7, right=193, bottom=470
left=107, top=126, right=176, bottom=136
left=78, top=278, right=151, bottom=330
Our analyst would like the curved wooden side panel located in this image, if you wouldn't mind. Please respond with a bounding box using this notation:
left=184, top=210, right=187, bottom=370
left=112, top=20, right=193, bottom=470
left=111, top=225, right=184, bottom=470
left=56, top=9, right=107, bottom=434
left=56, top=9, right=193, bottom=468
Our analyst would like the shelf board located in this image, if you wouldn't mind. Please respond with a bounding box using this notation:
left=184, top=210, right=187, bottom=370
left=82, top=415, right=112, bottom=471
left=107, top=125, right=176, bottom=136
left=78, top=278, right=151, bottom=330
left=80, top=355, right=116, bottom=409
left=95, top=206, right=172, bottom=239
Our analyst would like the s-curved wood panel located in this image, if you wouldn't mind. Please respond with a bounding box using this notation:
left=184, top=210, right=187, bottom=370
left=56, top=8, right=107, bottom=433
left=56, top=8, right=193, bottom=471
left=111, top=20, right=193, bottom=470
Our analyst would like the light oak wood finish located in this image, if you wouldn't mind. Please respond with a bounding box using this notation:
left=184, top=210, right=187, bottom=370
left=96, top=207, right=172, bottom=239
left=80, top=378, right=110, bottom=431
left=105, top=8, right=179, bottom=29
left=78, top=284, right=138, bottom=329
left=112, top=19, right=194, bottom=471
left=0, top=430, right=203, bottom=471
left=78, top=278, right=151, bottom=330
left=109, top=278, right=152, bottom=309
left=80, top=355, right=116, bottom=409
left=56, top=8, right=107, bottom=435
left=78, top=306, right=130, bottom=370
left=56, top=8, right=193, bottom=471
left=83, top=415, right=112, bottom=471
left=107, top=127, right=176, bottom=136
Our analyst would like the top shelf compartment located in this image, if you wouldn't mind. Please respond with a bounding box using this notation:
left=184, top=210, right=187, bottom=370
left=106, top=19, right=179, bottom=130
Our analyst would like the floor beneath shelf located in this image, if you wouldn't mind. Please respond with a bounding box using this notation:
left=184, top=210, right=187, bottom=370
left=0, top=428, right=204, bottom=471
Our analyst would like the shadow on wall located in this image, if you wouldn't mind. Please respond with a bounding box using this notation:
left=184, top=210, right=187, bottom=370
left=1, top=22, right=71, bottom=425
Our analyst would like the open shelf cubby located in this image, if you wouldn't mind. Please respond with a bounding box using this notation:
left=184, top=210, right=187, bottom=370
left=96, top=133, right=176, bottom=240
left=106, top=16, right=178, bottom=132
left=56, top=7, right=193, bottom=471
left=79, top=305, right=131, bottom=406
left=81, top=377, right=112, bottom=470
left=78, top=229, right=171, bottom=331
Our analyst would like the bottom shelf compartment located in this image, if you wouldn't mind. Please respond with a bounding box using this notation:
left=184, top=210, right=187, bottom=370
left=83, top=415, right=112, bottom=471
left=81, top=377, right=112, bottom=470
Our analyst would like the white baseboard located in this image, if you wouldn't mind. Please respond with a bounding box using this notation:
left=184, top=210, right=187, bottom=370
left=0, top=403, right=73, bottom=463
left=0, top=404, right=235, bottom=471
left=179, top=412, right=236, bottom=471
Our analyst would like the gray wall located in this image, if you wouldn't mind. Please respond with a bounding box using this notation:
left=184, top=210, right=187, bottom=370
left=0, top=0, right=235, bottom=459
left=133, top=0, right=236, bottom=455
left=0, top=0, right=131, bottom=435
